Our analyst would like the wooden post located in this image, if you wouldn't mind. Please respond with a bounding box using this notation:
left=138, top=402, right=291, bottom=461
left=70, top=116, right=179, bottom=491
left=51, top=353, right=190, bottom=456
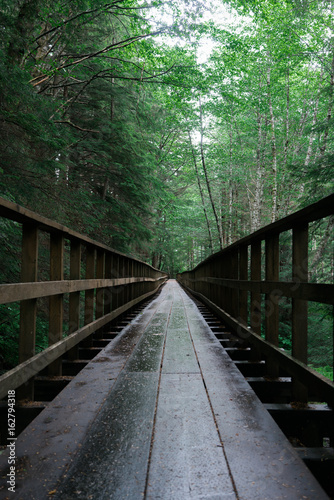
left=230, top=250, right=239, bottom=319
left=239, top=245, right=248, bottom=325
left=19, top=223, right=38, bottom=399
left=49, top=233, right=64, bottom=376
left=292, top=223, right=308, bottom=402
left=265, top=234, right=279, bottom=378
left=250, top=240, right=262, bottom=359
left=84, top=245, right=96, bottom=346
left=104, top=252, right=112, bottom=317
left=250, top=240, right=261, bottom=334
left=96, top=250, right=105, bottom=320
left=68, top=239, right=81, bottom=360
left=129, top=260, right=134, bottom=302
left=113, top=255, right=119, bottom=310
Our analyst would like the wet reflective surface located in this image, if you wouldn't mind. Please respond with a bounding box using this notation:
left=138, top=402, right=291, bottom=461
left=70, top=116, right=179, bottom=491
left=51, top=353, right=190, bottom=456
left=0, top=281, right=328, bottom=499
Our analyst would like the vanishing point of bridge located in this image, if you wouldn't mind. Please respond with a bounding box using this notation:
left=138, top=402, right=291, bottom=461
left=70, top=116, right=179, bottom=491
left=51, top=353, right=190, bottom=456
left=0, top=195, right=333, bottom=499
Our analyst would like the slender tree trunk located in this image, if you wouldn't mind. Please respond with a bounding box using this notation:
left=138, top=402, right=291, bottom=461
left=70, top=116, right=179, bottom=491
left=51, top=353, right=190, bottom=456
left=7, top=0, right=41, bottom=65
left=267, top=64, right=278, bottom=223
left=319, top=51, right=334, bottom=159
left=227, top=118, right=233, bottom=245
left=188, top=129, right=214, bottom=254
left=310, top=216, right=334, bottom=281
left=199, top=97, right=224, bottom=248
left=284, top=64, right=290, bottom=168
left=251, top=111, right=264, bottom=232
left=305, top=67, right=324, bottom=167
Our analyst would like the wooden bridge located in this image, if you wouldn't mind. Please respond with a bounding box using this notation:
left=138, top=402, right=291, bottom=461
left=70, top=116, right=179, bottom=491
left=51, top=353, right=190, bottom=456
left=0, top=195, right=333, bottom=499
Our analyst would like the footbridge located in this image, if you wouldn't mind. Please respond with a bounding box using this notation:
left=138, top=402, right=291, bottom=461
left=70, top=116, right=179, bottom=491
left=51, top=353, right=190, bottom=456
left=0, top=195, right=333, bottom=499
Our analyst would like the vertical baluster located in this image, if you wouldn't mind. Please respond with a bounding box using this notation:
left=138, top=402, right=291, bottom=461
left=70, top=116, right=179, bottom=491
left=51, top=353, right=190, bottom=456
left=84, top=245, right=96, bottom=347
left=250, top=241, right=261, bottom=334
left=96, top=249, right=105, bottom=320
left=19, top=223, right=38, bottom=399
left=265, top=234, right=279, bottom=378
left=68, top=239, right=81, bottom=360
left=104, top=252, right=112, bottom=317
left=292, top=223, right=308, bottom=402
left=230, top=250, right=239, bottom=319
left=239, top=245, right=248, bottom=325
left=49, top=232, right=64, bottom=376
left=129, top=260, right=134, bottom=302
left=250, top=240, right=261, bottom=359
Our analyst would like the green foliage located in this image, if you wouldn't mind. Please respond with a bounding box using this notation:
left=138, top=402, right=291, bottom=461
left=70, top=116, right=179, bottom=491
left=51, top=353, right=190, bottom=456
left=0, top=0, right=333, bottom=378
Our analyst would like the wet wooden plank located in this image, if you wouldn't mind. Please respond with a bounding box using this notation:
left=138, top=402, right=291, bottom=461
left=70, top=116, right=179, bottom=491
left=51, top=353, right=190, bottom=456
left=0, top=289, right=168, bottom=499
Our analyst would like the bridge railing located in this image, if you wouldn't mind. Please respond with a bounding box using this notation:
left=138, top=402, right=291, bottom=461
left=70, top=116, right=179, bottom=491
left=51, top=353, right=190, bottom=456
left=0, top=198, right=168, bottom=400
left=177, top=194, right=334, bottom=406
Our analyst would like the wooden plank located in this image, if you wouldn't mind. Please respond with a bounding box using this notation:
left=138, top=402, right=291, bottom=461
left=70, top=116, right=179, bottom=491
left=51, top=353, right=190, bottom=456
left=292, top=223, right=308, bottom=402
left=0, top=277, right=161, bottom=304
left=0, top=284, right=165, bottom=400
left=18, top=223, right=38, bottom=399
left=49, top=233, right=64, bottom=376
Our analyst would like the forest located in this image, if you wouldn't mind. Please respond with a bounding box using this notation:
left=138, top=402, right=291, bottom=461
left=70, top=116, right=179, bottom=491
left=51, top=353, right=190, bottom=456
left=0, top=0, right=333, bottom=376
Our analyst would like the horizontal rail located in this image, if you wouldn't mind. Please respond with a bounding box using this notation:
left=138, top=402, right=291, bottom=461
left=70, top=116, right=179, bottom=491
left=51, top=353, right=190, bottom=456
left=181, top=284, right=334, bottom=408
left=0, top=197, right=168, bottom=398
left=0, top=276, right=166, bottom=305
left=177, top=194, right=334, bottom=404
left=0, top=288, right=160, bottom=400
left=0, top=197, right=156, bottom=268
left=194, top=193, right=334, bottom=269
left=192, top=278, right=333, bottom=304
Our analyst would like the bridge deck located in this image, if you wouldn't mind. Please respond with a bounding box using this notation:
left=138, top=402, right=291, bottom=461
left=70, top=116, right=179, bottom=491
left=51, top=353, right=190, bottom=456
left=0, top=280, right=328, bottom=499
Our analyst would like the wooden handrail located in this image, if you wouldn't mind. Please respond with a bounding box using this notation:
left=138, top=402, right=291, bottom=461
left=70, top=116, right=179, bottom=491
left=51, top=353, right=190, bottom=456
left=177, top=194, right=334, bottom=405
left=0, top=198, right=168, bottom=400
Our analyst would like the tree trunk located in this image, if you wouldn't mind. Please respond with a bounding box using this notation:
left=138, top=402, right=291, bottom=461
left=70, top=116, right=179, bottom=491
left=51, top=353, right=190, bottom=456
left=188, top=129, right=214, bottom=254
left=284, top=64, right=290, bottom=168
left=227, top=118, right=233, bottom=245
left=304, top=67, right=324, bottom=167
left=267, top=64, right=278, bottom=223
left=319, top=52, right=334, bottom=159
left=199, top=97, right=224, bottom=248
left=7, top=0, right=41, bottom=65
left=251, top=111, right=264, bottom=232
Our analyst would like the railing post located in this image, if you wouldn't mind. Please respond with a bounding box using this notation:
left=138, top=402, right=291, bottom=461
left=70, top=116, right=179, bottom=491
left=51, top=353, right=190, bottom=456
left=250, top=240, right=261, bottom=359
left=104, top=252, right=112, bottom=317
left=265, top=234, right=280, bottom=378
left=18, top=223, right=38, bottom=399
left=48, top=232, right=64, bottom=376
left=68, top=239, right=81, bottom=360
left=239, top=245, right=248, bottom=325
left=292, top=223, right=308, bottom=402
left=84, top=245, right=96, bottom=346
left=250, top=240, right=261, bottom=334
left=96, top=249, right=105, bottom=320
left=230, top=250, right=239, bottom=319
